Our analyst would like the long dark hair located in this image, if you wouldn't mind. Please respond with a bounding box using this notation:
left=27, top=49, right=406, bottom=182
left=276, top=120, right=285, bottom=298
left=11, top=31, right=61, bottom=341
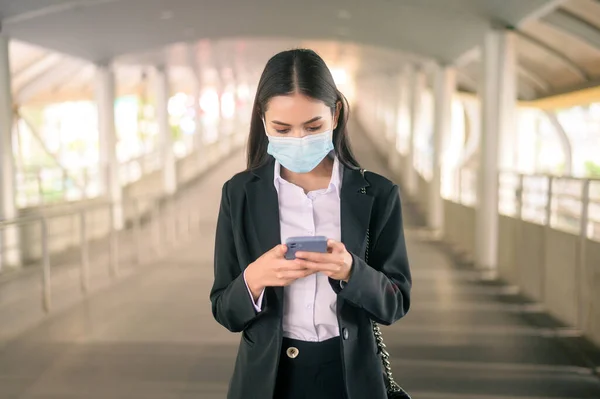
left=246, top=49, right=360, bottom=171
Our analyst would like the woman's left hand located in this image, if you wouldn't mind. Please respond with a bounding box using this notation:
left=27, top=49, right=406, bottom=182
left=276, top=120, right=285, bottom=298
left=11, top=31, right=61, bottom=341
left=294, top=240, right=353, bottom=282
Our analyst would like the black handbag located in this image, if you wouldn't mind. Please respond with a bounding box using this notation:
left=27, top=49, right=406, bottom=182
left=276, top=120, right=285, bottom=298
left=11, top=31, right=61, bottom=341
left=361, top=169, right=411, bottom=399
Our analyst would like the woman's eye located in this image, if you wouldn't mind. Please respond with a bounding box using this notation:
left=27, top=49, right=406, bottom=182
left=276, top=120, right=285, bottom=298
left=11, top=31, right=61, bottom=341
left=275, top=129, right=290, bottom=134
left=307, top=125, right=323, bottom=132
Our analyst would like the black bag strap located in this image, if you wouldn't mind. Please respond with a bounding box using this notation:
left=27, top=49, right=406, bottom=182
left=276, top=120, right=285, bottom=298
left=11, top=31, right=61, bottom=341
left=359, top=168, right=408, bottom=396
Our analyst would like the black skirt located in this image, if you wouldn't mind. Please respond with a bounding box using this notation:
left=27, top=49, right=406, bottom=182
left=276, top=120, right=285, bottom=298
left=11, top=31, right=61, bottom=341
left=273, top=337, right=348, bottom=399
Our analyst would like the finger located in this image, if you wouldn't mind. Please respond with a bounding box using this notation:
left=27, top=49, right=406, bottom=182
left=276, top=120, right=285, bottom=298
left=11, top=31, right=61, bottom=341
left=295, top=259, right=341, bottom=273
left=281, top=272, right=314, bottom=286
left=271, top=244, right=287, bottom=257
left=277, top=261, right=310, bottom=271
left=295, top=251, right=336, bottom=263
left=327, top=240, right=346, bottom=254
left=278, top=269, right=313, bottom=280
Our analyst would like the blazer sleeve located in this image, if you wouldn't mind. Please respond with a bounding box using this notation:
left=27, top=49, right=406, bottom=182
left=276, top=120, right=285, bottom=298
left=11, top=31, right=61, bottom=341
left=338, top=184, right=412, bottom=325
left=209, top=180, right=263, bottom=332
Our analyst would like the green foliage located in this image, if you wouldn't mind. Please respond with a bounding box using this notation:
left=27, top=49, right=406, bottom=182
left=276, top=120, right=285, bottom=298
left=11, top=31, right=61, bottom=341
left=584, top=161, right=600, bottom=177
left=171, top=124, right=182, bottom=141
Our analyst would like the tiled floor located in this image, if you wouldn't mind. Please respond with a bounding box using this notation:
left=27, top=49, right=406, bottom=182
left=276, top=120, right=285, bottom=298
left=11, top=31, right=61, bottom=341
left=0, top=124, right=599, bottom=398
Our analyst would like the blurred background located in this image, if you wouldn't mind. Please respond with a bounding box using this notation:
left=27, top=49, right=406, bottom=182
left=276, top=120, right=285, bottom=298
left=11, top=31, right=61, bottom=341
left=1, top=0, right=600, bottom=398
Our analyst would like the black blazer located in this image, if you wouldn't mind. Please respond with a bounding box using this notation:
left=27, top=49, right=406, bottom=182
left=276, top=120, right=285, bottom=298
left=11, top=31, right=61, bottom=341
left=209, top=157, right=411, bottom=399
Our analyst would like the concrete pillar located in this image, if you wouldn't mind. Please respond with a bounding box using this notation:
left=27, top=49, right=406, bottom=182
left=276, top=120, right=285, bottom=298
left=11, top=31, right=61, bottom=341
left=234, top=69, right=249, bottom=146
left=406, top=66, right=425, bottom=197
left=192, top=71, right=206, bottom=170
left=187, top=44, right=204, bottom=152
left=155, top=66, right=177, bottom=195
left=375, top=77, right=385, bottom=140
left=0, top=33, right=20, bottom=269
left=216, top=68, right=232, bottom=156
left=475, top=29, right=517, bottom=270
left=234, top=68, right=248, bottom=134
left=429, top=65, right=456, bottom=232
left=387, top=72, right=402, bottom=174
left=187, top=44, right=206, bottom=173
left=95, top=64, right=123, bottom=230
left=193, top=72, right=206, bottom=171
left=385, top=73, right=398, bottom=143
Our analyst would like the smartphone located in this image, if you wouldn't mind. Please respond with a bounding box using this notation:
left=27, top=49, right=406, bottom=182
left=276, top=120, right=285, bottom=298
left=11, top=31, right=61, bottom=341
left=284, top=236, right=328, bottom=260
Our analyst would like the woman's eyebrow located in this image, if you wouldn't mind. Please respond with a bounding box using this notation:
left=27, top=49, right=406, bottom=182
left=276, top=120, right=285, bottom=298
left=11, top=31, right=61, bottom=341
left=271, top=116, right=323, bottom=126
left=303, top=116, right=323, bottom=124
left=271, top=120, right=291, bottom=126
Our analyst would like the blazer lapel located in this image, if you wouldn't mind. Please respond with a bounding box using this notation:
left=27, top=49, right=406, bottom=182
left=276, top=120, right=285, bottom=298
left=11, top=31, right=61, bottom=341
left=341, top=167, right=373, bottom=260
left=245, top=158, right=284, bottom=303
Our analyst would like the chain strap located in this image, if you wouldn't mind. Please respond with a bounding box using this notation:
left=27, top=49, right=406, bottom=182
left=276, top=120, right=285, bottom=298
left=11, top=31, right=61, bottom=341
left=360, top=169, right=403, bottom=394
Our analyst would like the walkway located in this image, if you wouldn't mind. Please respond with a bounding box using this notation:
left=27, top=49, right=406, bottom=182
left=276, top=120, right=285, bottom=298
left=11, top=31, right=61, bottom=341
left=0, top=124, right=599, bottom=399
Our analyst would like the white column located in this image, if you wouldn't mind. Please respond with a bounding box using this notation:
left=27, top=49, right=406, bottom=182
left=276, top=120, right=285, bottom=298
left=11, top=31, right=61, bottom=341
left=155, top=66, right=177, bottom=195
left=228, top=69, right=240, bottom=148
left=192, top=71, right=206, bottom=170
left=234, top=68, right=248, bottom=143
left=476, top=29, right=517, bottom=270
left=215, top=68, right=229, bottom=155
left=387, top=73, right=402, bottom=174
left=187, top=44, right=206, bottom=173
left=0, top=33, right=20, bottom=269
left=385, top=73, right=397, bottom=142
left=96, top=64, right=123, bottom=230
left=429, top=65, right=456, bottom=232
left=193, top=72, right=206, bottom=171
left=187, top=44, right=204, bottom=153
left=375, top=77, right=386, bottom=143
left=498, top=34, right=518, bottom=171
left=406, top=66, right=425, bottom=197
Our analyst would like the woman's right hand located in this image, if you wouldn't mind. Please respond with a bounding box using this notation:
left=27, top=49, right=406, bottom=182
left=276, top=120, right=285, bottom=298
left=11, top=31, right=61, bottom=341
left=245, top=244, right=314, bottom=299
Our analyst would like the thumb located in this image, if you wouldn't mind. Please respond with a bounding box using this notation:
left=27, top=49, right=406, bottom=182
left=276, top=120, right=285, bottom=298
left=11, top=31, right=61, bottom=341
left=328, top=239, right=345, bottom=254
left=272, top=244, right=287, bottom=257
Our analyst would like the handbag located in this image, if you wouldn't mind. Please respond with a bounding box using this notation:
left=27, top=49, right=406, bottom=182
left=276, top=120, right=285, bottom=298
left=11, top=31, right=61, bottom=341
left=360, top=169, right=411, bottom=399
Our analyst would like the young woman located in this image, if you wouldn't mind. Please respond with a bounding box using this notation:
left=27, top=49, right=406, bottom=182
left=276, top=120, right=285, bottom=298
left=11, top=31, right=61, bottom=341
left=210, top=49, right=412, bottom=399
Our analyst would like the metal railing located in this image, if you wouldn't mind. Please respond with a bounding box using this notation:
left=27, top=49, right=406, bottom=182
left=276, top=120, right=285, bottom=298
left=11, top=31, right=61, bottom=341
left=14, top=151, right=163, bottom=208
left=498, top=172, right=600, bottom=241
left=0, top=131, right=247, bottom=316
left=455, top=168, right=477, bottom=207
left=13, top=113, right=253, bottom=209
left=119, top=151, right=162, bottom=185
left=15, top=166, right=102, bottom=208
left=447, top=168, right=600, bottom=242
left=0, top=185, right=204, bottom=313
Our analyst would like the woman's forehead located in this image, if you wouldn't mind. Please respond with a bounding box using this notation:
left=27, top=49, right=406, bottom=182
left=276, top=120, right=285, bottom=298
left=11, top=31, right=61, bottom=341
left=265, top=94, right=331, bottom=123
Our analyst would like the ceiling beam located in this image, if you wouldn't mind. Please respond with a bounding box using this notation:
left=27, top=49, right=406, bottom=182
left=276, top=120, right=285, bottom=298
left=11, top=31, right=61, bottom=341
left=456, top=70, right=477, bottom=92
left=515, top=0, right=568, bottom=26
left=50, top=64, right=91, bottom=94
left=454, top=47, right=480, bottom=68
left=517, top=65, right=551, bottom=93
left=541, top=9, right=600, bottom=50
left=543, top=110, right=573, bottom=175
left=16, top=59, right=85, bottom=104
left=512, top=28, right=591, bottom=81
left=12, top=53, right=63, bottom=92
left=453, top=0, right=567, bottom=66
left=4, top=0, right=123, bottom=25
left=531, top=76, right=600, bottom=101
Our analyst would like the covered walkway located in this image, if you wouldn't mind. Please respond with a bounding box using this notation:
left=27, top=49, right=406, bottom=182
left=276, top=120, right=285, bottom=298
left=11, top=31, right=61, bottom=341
left=2, top=1, right=600, bottom=398
left=0, top=124, right=599, bottom=398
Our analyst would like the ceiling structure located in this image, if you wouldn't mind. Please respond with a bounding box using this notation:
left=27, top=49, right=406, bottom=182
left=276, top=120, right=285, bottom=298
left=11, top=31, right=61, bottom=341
left=2, top=0, right=600, bottom=104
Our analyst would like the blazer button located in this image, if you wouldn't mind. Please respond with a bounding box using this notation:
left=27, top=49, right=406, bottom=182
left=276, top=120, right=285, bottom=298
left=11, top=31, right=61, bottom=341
left=342, top=328, right=349, bottom=340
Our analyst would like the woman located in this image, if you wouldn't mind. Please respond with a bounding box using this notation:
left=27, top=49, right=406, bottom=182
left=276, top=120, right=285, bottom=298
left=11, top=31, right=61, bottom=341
left=209, top=48, right=411, bottom=399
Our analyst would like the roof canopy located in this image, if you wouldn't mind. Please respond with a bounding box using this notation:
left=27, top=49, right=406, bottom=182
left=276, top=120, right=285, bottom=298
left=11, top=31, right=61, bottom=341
left=3, top=0, right=600, bottom=104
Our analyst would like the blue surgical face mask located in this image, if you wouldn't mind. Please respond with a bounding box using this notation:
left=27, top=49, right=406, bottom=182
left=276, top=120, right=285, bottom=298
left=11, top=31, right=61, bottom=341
left=263, top=120, right=334, bottom=174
